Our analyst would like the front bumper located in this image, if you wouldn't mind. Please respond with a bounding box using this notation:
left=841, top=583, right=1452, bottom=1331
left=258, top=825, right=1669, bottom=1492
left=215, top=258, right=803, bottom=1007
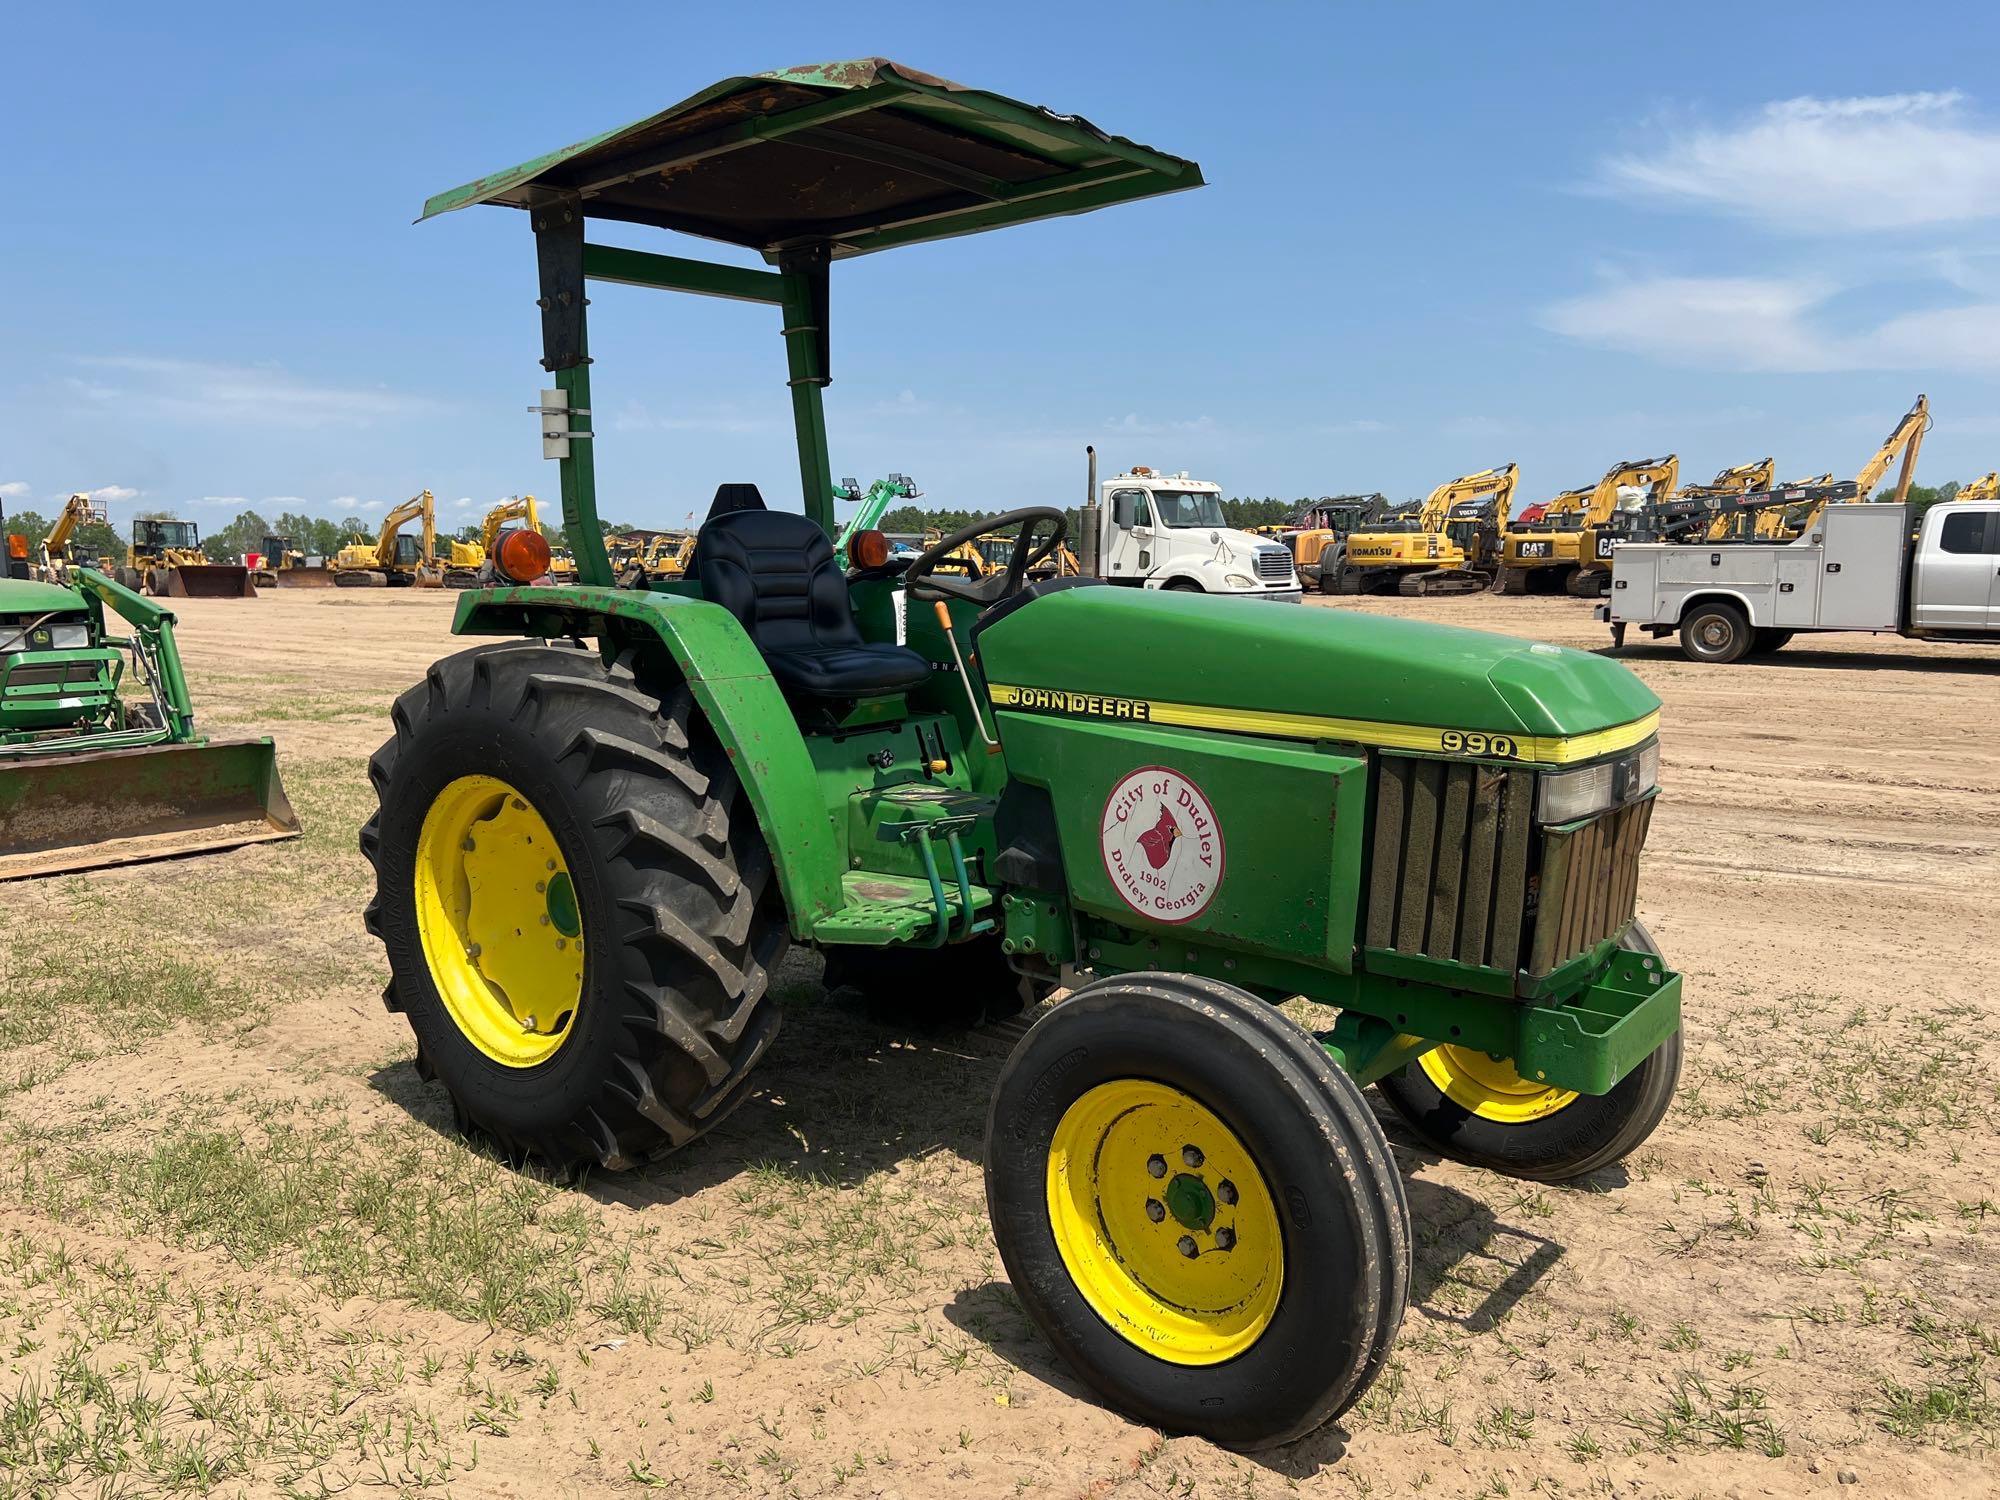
left=1241, top=587, right=1303, bottom=604
left=1515, top=946, right=1681, bottom=1095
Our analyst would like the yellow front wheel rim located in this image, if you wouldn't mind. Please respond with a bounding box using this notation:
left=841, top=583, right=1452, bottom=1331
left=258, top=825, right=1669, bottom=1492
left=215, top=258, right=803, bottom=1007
left=1046, top=1080, right=1284, bottom=1366
left=414, top=775, right=585, bottom=1068
left=1419, top=1045, right=1577, bottom=1123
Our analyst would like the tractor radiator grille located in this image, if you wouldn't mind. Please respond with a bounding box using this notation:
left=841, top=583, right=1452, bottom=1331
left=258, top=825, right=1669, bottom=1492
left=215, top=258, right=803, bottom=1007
left=1254, top=546, right=1294, bottom=581
left=1365, top=756, right=1651, bottom=983
left=1528, top=794, right=1654, bottom=976
left=2, top=661, right=104, bottom=690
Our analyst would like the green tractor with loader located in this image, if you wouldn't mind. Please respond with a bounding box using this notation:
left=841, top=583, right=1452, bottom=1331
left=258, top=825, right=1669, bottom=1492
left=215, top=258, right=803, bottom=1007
left=364, top=61, right=1682, bottom=1450
left=0, top=567, right=298, bottom=878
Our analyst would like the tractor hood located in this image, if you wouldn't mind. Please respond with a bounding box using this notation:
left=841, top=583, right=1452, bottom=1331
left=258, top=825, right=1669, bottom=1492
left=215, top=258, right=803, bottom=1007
left=976, top=584, right=1658, bottom=764
left=0, top=579, right=87, bottom=616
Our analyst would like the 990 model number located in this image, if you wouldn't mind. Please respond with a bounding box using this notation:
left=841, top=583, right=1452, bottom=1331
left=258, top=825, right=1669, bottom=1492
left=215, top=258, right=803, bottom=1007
left=1440, top=730, right=1520, bottom=759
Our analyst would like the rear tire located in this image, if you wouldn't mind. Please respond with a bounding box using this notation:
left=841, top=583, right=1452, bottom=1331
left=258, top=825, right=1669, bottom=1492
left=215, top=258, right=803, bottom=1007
left=361, top=642, right=788, bottom=1172
left=985, top=972, right=1410, bottom=1450
left=1680, top=601, right=1752, bottom=663
left=1376, top=923, right=1680, bottom=1182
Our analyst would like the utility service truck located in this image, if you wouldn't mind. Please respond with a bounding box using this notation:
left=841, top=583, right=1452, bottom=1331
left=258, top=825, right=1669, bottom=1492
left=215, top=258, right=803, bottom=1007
left=1094, top=466, right=1301, bottom=600
left=1601, top=497, right=2000, bottom=661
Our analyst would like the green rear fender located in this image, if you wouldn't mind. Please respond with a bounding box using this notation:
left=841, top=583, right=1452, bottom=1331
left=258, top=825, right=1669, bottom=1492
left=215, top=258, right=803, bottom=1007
left=453, top=585, right=843, bottom=937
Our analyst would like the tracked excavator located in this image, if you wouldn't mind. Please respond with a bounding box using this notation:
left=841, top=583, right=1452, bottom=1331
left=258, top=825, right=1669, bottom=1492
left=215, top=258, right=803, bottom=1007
left=1335, top=466, right=1517, bottom=596
left=1286, top=494, right=1386, bottom=591
left=1498, top=457, right=1677, bottom=597
left=333, top=491, right=444, bottom=588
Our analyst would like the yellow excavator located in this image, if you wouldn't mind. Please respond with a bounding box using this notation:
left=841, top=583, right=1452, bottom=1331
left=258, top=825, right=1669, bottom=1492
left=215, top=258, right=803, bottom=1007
left=1498, top=455, right=1678, bottom=597
left=1334, top=465, right=1518, bottom=596
left=124, top=517, right=255, bottom=598
left=614, top=530, right=696, bottom=586
left=1785, top=394, right=1928, bottom=540
left=441, top=495, right=542, bottom=587
left=1602, top=458, right=1770, bottom=551
left=332, top=490, right=444, bottom=588
left=35, top=494, right=109, bottom=584
left=1957, top=471, right=1998, bottom=503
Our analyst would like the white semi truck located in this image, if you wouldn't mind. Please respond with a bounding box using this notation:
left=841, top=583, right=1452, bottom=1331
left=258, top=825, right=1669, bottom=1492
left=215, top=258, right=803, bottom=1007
left=1599, top=499, right=2000, bottom=662
left=1081, top=465, right=1300, bottom=601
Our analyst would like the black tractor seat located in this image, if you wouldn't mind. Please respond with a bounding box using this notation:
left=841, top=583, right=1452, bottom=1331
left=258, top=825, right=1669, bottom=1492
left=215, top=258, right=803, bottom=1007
left=694, top=490, right=930, bottom=704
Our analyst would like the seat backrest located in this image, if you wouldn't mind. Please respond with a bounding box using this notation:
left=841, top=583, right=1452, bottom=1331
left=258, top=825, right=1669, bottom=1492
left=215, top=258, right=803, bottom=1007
left=695, top=509, right=862, bottom=655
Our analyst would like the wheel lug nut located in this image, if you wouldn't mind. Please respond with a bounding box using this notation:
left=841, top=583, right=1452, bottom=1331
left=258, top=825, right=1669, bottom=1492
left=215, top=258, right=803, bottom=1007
left=1182, top=1144, right=1204, bottom=1169
left=1215, top=1227, right=1236, bottom=1251
left=1176, top=1235, right=1198, bottom=1259
left=462, top=837, right=476, bottom=852
left=1217, top=1179, right=1237, bottom=1205
left=1145, top=1198, right=1165, bottom=1223
left=466, top=942, right=481, bottom=958
left=1146, top=1154, right=1167, bottom=1179
left=536, top=880, right=547, bottom=893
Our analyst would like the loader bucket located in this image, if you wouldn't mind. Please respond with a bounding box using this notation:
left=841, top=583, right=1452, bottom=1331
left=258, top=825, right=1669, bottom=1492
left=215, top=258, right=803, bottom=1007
left=0, top=736, right=301, bottom=881
left=275, top=565, right=337, bottom=588
left=166, top=565, right=256, bottom=598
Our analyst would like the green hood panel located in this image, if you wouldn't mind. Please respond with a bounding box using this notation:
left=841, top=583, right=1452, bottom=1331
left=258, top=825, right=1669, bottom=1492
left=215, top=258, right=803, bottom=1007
left=0, top=579, right=87, bottom=615
left=976, top=586, right=1658, bottom=760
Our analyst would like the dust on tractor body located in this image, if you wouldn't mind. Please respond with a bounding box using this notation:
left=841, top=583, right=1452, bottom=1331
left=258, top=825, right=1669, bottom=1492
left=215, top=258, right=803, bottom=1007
left=0, top=571, right=298, bottom=879
left=364, top=61, right=1685, bottom=1451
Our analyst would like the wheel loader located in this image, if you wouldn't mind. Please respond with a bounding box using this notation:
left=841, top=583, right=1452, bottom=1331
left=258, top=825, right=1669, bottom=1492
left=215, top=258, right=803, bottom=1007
left=366, top=60, right=1684, bottom=1451
left=122, top=517, right=255, bottom=598
left=0, top=567, right=298, bottom=878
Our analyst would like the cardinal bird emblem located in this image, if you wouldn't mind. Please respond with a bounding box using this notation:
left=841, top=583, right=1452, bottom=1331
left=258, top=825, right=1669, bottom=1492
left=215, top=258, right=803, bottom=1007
left=1135, top=803, right=1181, bottom=869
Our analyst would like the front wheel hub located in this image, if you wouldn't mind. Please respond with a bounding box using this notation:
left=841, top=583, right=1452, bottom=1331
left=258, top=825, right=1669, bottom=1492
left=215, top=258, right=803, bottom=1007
left=1046, top=1080, right=1283, bottom=1365
left=414, top=775, right=584, bottom=1067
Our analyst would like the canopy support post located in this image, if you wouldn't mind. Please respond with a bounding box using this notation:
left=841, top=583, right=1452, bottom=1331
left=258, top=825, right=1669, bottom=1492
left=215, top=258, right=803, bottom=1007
left=533, top=202, right=613, bottom=588
left=778, top=249, right=835, bottom=535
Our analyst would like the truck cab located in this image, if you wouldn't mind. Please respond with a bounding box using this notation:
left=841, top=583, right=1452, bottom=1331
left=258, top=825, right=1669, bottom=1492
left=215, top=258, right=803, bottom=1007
left=1099, top=467, right=1301, bottom=600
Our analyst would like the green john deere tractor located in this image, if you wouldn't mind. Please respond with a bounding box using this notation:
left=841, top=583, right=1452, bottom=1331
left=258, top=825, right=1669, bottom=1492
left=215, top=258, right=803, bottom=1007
left=364, top=60, right=1682, bottom=1450
left=0, top=568, right=298, bottom=878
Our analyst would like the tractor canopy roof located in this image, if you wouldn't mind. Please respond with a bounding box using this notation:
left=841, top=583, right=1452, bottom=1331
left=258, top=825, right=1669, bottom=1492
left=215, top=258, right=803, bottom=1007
left=420, top=59, right=1202, bottom=259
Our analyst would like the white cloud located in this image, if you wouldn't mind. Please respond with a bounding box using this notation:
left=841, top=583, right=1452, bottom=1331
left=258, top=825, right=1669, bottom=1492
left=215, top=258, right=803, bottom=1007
left=198, top=496, right=249, bottom=507
left=0, top=481, right=28, bottom=499
left=262, top=495, right=309, bottom=508
left=1320, top=418, right=1390, bottom=435
left=1102, top=413, right=1217, bottom=436
left=89, top=485, right=140, bottom=503
left=1598, top=91, right=2000, bottom=232
left=1543, top=272, right=2000, bottom=373
left=65, top=355, right=439, bottom=429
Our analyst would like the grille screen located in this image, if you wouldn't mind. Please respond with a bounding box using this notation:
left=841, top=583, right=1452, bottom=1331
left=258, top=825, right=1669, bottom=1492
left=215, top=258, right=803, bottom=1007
left=1366, top=756, right=1650, bottom=982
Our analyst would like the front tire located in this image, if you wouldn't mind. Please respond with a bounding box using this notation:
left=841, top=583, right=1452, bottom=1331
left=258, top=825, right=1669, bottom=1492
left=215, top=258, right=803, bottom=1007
left=1751, top=628, right=1793, bottom=655
left=985, top=973, right=1410, bottom=1450
left=1376, top=923, right=1680, bottom=1182
left=1680, top=601, right=1752, bottom=663
left=361, top=643, right=788, bottom=1171
left=1163, top=579, right=1203, bottom=593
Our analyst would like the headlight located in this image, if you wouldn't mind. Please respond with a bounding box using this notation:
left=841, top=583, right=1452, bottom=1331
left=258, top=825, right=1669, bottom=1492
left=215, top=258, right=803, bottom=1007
left=0, top=631, right=24, bottom=655
left=1538, top=739, right=1659, bottom=823
left=49, top=623, right=91, bottom=649
left=1224, top=573, right=1254, bottom=588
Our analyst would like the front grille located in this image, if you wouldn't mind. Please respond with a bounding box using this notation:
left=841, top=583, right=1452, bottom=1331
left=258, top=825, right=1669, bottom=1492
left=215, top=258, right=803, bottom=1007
left=1365, top=755, right=1650, bottom=983
left=1254, top=546, right=1293, bottom=582
left=1528, top=795, right=1653, bottom=975
left=2, top=661, right=104, bottom=690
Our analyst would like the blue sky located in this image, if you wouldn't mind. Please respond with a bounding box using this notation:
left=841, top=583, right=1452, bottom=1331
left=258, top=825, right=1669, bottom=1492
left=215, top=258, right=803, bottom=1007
left=4, top=1, right=1998, bottom=536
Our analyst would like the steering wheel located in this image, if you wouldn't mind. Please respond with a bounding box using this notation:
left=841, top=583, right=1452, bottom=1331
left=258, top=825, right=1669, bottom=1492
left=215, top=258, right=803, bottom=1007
left=904, top=507, right=1068, bottom=607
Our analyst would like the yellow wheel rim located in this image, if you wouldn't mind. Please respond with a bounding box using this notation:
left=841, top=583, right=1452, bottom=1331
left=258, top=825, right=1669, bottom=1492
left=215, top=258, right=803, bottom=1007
left=414, top=775, right=585, bottom=1068
left=1418, top=1045, right=1577, bottom=1123
left=1046, top=1080, right=1284, bottom=1366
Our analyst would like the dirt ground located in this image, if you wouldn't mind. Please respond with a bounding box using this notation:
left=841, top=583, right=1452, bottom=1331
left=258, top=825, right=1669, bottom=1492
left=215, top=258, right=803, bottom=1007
left=0, top=586, right=1993, bottom=1499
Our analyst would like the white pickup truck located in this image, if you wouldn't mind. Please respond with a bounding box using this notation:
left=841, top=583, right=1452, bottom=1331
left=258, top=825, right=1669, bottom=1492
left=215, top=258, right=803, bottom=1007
left=1601, top=499, right=2000, bottom=662
left=1095, top=467, right=1301, bottom=601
